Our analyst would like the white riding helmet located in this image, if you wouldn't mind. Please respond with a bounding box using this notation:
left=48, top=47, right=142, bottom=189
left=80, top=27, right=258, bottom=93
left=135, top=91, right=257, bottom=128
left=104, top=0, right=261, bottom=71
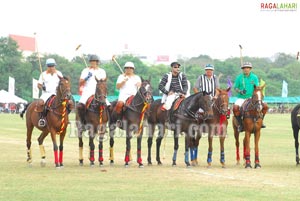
left=124, top=61, right=135, bottom=69
left=46, top=58, right=56, bottom=67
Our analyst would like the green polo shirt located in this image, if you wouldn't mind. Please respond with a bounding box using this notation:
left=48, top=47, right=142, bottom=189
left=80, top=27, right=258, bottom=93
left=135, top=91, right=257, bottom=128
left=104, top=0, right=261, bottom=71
left=234, top=72, right=259, bottom=99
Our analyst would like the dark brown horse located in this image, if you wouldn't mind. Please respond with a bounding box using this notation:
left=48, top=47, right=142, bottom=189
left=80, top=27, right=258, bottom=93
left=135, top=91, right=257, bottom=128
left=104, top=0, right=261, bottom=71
left=20, top=76, right=72, bottom=168
left=109, top=78, right=152, bottom=167
left=233, top=85, right=267, bottom=168
left=146, top=99, right=168, bottom=165
left=150, top=92, right=214, bottom=167
left=291, top=104, right=300, bottom=165
left=189, top=88, right=230, bottom=168
left=76, top=78, right=109, bottom=166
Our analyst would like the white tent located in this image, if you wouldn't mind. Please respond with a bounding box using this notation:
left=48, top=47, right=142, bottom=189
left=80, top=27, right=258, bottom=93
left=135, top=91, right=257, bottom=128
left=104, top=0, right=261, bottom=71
left=0, top=89, right=28, bottom=103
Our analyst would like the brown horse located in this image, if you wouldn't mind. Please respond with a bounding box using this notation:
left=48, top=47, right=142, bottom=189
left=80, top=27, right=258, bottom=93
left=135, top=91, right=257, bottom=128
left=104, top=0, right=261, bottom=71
left=108, top=78, right=152, bottom=167
left=233, top=85, right=267, bottom=168
left=291, top=104, right=300, bottom=165
left=20, top=76, right=72, bottom=168
left=190, top=88, right=230, bottom=168
left=76, top=78, right=109, bottom=166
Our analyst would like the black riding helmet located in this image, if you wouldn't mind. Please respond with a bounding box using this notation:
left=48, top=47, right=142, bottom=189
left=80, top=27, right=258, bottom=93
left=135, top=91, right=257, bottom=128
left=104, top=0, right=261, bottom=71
left=89, top=54, right=100, bottom=62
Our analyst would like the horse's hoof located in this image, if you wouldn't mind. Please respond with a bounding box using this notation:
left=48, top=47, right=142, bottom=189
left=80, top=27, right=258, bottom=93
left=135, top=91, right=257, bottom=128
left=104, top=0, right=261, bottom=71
left=99, top=162, right=104, bottom=167
left=236, top=161, right=240, bottom=166
left=55, top=164, right=60, bottom=169
left=245, top=163, right=252, bottom=169
left=59, top=164, right=64, bottom=168
left=207, top=162, right=212, bottom=167
left=172, top=161, right=177, bottom=167
left=221, top=163, right=226, bottom=168
left=157, top=161, right=163, bottom=166
left=139, top=164, right=144, bottom=168
left=90, top=162, right=95, bottom=167
left=254, top=163, right=261, bottom=169
left=148, top=161, right=152, bottom=166
left=125, top=163, right=129, bottom=168
left=186, top=163, right=191, bottom=168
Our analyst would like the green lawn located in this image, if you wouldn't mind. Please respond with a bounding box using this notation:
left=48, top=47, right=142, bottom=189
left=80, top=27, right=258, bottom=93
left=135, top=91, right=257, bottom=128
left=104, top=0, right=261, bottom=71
left=0, top=113, right=299, bottom=201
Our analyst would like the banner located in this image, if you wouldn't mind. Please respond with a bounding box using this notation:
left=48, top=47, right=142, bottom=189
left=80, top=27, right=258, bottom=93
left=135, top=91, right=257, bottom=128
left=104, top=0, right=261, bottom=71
left=32, top=78, right=39, bottom=99
left=8, top=76, right=15, bottom=95
left=260, top=78, right=266, bottom=96
left=282, top=80, right=288, bottom=98
left=227, top=76, right=233, bottom=97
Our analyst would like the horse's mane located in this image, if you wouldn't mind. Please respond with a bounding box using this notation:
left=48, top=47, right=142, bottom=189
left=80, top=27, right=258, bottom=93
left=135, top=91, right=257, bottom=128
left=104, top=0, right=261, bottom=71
left=291, top=104, right=300, bottom=117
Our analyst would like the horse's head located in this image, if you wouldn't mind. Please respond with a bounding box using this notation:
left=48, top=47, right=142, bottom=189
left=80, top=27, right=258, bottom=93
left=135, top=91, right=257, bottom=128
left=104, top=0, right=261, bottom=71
left=139, top=77, right=153, bottom=103
left=57, top=76, right=72, bottom=100
left=94, top=77, right=107, bottom=104
left=251, top=84, right=265, bottom=112
left=200, top=92, right=214, bottom=120
left=214, top=88, right=230, bottom=115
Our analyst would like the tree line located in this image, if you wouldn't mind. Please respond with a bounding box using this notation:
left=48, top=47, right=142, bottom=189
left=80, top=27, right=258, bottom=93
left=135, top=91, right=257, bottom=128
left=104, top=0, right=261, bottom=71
left=1, top=36, right=300, bottom=101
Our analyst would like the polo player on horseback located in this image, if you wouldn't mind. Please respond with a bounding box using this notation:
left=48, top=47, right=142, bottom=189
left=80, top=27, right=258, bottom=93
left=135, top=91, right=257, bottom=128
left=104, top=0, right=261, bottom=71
left=158, top=61, right=188, bottom=111
left=76, top=55, right=110, bottom=128
left=112, top=61, right=142, bottom=125
left=233, top=62, right=268, bottom=132
left=36, top=58, right=63, bottom=127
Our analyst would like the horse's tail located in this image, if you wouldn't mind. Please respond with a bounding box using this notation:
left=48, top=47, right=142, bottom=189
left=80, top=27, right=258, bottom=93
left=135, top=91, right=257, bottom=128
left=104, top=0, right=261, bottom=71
left=20, top=102, right=31, bottom=119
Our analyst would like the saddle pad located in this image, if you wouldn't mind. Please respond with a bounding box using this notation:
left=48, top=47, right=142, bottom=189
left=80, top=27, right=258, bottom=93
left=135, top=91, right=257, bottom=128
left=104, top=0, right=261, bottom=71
left=47, top=95, right=56, bottom=107
left=86, top=95, right=94, bottom=109
left=173, top=97, right=185, bottom=111
left=125, top=95, right=135, bottom=107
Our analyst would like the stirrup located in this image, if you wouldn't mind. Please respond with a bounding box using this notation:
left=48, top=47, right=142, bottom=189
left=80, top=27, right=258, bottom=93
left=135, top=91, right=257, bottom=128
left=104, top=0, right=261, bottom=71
left=116, top=120, right=123, bottom=128
left=38, top=119, right=46, bottom=127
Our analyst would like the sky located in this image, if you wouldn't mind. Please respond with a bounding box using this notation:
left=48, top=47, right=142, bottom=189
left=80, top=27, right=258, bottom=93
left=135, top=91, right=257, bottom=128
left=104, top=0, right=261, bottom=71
left=1, top=0, right=299, bottom=61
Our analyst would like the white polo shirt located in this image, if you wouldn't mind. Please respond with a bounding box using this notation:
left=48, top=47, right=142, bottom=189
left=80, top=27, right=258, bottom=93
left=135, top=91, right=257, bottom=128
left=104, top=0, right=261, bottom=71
left=117, top=74, right=141, bottom=102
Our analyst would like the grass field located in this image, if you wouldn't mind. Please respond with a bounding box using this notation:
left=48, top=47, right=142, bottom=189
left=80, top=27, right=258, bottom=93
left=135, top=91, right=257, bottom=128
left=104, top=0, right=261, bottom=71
left=0, top=113, right=299, bottom=201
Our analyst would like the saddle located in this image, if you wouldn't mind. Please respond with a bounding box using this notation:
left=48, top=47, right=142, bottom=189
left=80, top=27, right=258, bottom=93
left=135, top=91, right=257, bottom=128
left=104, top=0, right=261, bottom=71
left=35, top=95, right=56, bottom=114
left=86, top=95, right=94, bottom=109
left=173, top=97, right=185, bottom=111
left=125, top=95, right=135, bottom=107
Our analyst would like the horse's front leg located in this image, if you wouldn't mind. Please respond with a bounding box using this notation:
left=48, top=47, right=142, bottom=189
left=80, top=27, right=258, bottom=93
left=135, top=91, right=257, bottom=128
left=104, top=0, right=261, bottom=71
left=137, top=130, right=144, bottom=168
left=98, top=132, right=105, bottom=167
left=37, top=131, right=49, bottom=167
left=172, top=129, right=179, bottom=167
left=254, top=128, right=261, bottom=168
left=244, top=130, right=252, bottom=168
left=156, top=124, right=165, bottom=165
left=207, top=129, right=213, bottom=167
left=233, top=120, right=240, bottom=165
left=109, top=122, right=116, bottom=164
left=88, top=130, right=96, bottom=167
left=50, top=130, right=59, bottom=168
left=124, top=127, right=131, bottom=167
left=58, top=132, right=66, bottom=167
left=220, top=136, right=226, bottom=168
left=147, top=123, right=154, bottom=165
left=78, top=130, right=84, bottom=166
left=184, top=133, right=191, bottom=167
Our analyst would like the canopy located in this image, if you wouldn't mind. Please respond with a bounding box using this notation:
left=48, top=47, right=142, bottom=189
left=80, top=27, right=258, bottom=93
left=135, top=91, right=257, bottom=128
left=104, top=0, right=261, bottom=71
left=0, top=90, right=28, bottom=103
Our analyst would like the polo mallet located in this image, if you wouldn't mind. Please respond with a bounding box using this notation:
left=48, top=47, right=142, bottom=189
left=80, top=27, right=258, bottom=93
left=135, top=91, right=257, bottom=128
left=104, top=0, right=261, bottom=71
left=239, top=44, right=243, bottom=67
left=75, top=44, right=88, bottom=68
left=112, top=55, right=124, bottom=74
left=34, top=32, right=44, bottom=80
left=297, top=51, right=299, bottom=60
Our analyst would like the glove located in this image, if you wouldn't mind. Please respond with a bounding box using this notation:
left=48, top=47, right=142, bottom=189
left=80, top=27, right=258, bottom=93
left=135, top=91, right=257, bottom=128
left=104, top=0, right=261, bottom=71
left=42, top=83, right=46, bottom=91
left=84, top=72, right=93, bottom=81
left=240, top=89, right=247, bottom=95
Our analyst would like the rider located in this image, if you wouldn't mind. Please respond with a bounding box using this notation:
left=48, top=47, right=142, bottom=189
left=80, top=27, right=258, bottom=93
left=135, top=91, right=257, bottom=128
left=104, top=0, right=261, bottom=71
left=159, top=61, right=188, bottom=111
left=112, top=61, right=141, bottom=124
left=193, top=64, right=219, bottom=98
left=233, top=62, right=267, bottom=132
left=76, top=54, right=109, bottom=126
left=37, top=58, right=63, bottom=127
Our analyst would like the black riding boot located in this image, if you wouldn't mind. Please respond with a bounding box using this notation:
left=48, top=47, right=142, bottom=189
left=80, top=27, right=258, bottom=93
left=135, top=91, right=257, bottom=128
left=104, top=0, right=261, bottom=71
left=235, top=116, right=244, bottom=132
